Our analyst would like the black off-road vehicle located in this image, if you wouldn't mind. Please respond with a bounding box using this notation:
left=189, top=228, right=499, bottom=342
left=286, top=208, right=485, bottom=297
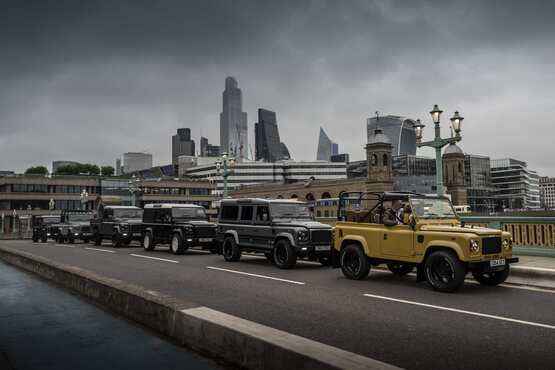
left=141, top=203, right=217, bottom=255
left=55, top=210, right=93, bottom=244
left=216, top=198, right=334, bottom=269
left=90, top=205, right=144, bottom=247
left=31, top=215, right=61, bottom=243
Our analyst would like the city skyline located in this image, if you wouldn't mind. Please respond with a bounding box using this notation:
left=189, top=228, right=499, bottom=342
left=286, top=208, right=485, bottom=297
left=1, top=1, right=555, bottom=176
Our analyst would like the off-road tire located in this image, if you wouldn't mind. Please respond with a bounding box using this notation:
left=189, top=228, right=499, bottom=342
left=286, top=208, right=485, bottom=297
left=222, top=237, right=241, bottom=262
left=340, top=244, right=370, bottom=280
left=472, top=266, right=510, bottom=286
left=387, top=263, right=414, bottom=276
left=170, top=233, right=187, bottom=255
left=142, top=231, right=155, bottom=251
left=93, top=232, right=102, bottom=246
left=57, top=234, right=65, bottom=244
left=273, top=239, right=297, bottom=269
left=111, top=232, right=122, bottom=248
left=425, top=250, right=466, bottom=293
left=32, top=235, right=38, bottom=243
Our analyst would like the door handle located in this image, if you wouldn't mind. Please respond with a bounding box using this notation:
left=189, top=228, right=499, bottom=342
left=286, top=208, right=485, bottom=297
left=383, top=234, right=388, bottom=240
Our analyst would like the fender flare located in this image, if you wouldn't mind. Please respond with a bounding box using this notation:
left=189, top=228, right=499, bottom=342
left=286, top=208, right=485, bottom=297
left=339, top=235, right=371, bottom=255
left=424, top=241, right=466, bottom=261
left=223, top=230, right=239, bottom=245
left=275, top=232, right=296, bottom=247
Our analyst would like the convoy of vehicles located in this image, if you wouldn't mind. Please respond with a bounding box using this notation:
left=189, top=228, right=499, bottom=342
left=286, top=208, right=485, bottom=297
left=27, top=192, right=518, bottom=292
left=141, top=203, right=217, bottom=254
left=217, top=198, right=334, bottom=269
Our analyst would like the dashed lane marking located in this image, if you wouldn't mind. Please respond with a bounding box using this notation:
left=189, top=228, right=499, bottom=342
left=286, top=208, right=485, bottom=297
left=363, top=293, right=555, bottom=331
left=84, top=247, right=116, bottom=253
left=206, top=266, right=306, bottom=285
left=130, top=254, right=179, bottom=263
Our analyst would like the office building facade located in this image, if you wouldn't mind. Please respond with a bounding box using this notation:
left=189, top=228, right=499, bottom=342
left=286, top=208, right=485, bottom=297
left=392, top=155, right=436, bottom=176
left=186, top=161, right=347, bottom=195
left=464, top=154, right=495, bottom=212
left=491, top=158, right=540, bottom=210
left=172, top=128, right=195, bottom=165
left=366, top=115, right=417, bottom=156
left=316, top=127, right=338, bottom=161
left=122, top=152, right=153, bottom=174
left=200, top=137, right=220, bottom=157
left=540, top=177, right=555, bottom=209
left=220, top=77, right=248, bottom=159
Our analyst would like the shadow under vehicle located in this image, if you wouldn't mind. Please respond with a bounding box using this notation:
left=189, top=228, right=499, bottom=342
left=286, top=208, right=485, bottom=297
left=141, top=203, right=217, bottom=255
left=332, top=192, right=519, bottom=292
left=54, top=210, right=94, bottom=244
left=90, top=205, right=144, bottom=247
left=31, top=215, right=61, bottom=243
left=216, top=198, right=334, bottom=269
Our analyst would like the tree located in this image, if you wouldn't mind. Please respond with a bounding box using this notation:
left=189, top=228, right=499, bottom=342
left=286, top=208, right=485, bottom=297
left=55, top=163, right=100, bottom=176
left=25, top=166, right=48, bottom=175
left=101, top=166, right=115, bottom=176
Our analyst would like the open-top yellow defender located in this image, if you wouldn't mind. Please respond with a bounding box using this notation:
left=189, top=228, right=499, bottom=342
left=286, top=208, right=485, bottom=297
left=331, top=192, right=519, bottom=292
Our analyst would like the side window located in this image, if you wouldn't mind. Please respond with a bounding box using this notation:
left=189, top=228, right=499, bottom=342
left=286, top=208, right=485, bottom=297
left=240, top=206, right=254, bottom=222
left=105, top=208, right=113, bottom=220
left=143, top=209, right=153, bottom=223
left=162, top=209, right=172, bottom=223
left=255, top=206, right=270, bottom=223
left=221, top=206, right=239, bottom=221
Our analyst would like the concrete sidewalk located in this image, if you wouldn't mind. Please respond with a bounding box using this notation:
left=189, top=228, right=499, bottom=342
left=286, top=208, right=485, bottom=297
left=508, top=255, right=555, bottom=289
left=0, top=262, right=221, bottom=370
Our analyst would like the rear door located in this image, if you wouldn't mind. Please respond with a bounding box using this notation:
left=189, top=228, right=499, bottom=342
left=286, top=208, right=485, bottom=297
left=238, top=205, right=254, bottom=247
left=254, top=205, right=273, bottom=251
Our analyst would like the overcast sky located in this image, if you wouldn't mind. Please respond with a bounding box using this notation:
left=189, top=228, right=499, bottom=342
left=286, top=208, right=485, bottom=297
left=1, top=0, right=554, bottom=175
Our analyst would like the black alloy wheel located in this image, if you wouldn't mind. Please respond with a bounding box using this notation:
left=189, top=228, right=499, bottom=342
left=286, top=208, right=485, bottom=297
left=222, top=237, right=241, bottom=262
left=340, top=244, right=370, bottom=280
left=424, top=250, right=466, bottom=292
left=273, top=239, right=297, bottom=269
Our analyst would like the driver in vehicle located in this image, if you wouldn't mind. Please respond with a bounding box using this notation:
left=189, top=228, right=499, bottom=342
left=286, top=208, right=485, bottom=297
left=383, top=200, right=404, bottom=226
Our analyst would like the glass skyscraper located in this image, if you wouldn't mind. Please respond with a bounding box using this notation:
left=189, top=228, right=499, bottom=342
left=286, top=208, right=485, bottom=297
left=220, top=77, right=248, bottom=159
left=366, top=115, right=417, bottom=156
left=255, top=109, right=289, bottom=162
left=316, top=127, right=338, bottom=161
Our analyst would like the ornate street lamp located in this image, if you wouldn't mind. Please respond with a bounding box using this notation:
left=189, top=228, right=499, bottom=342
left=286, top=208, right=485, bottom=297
left=80, top=189, right=89, bottom=210
left=215, top=152, right=236, bottom=198
left=416, top=104, right=464, bottom=196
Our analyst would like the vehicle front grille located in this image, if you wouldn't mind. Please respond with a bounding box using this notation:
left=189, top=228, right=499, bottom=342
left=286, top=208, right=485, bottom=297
left=482, top=237, right=502, bottom=254
left=311, top=230, right=332, bottom=244
left=195, top=226, right=216, bottom=238
left=81, top=226, right=91, bottom=233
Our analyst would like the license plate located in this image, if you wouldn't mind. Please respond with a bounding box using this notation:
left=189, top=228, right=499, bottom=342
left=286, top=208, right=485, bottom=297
left=315, top=245, right=330, bottom=251
left=199, top=238, right=213, bottom=243
left=490, top=259, right=505, bottom=267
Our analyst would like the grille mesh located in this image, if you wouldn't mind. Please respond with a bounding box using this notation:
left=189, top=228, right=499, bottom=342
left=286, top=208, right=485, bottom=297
left=482, top=237, right=502, bottom=254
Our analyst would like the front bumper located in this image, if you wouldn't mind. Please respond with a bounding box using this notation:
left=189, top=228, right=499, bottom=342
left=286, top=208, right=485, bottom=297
left=468, top=257, right=519, bottom=272
left=295, top=243, right=332, bottom=257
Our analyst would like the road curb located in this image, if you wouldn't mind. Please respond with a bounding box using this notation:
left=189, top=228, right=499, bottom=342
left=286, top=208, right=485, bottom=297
left=0, top=246, right=399, bottom=370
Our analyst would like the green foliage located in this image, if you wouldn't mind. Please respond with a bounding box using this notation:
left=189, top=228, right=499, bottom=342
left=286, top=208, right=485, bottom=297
left=24, top=166, right=48, bottom=175
left=55, top=163, right=100, bottom=176
left=101, top=166, right=115, bottom=176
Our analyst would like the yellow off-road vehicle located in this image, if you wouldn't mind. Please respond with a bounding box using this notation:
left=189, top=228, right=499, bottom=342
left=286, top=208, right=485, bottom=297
left=331, top=192, right=519, bottom=292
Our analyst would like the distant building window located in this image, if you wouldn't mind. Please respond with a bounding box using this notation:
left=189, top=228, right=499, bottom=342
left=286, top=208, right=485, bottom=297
left=371, top=154, right=378, bottom=166
left=383, top=154, right=388, bottom=167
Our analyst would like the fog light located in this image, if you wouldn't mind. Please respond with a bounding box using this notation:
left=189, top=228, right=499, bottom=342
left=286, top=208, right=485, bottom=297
left=469, top=240, right=479, bottom=253
left=301, top=247, right=308, bottom=251
left=187, top=239, right=193, bottom=242
left=122, top=233, right=128, bottom=236
left=74, top=233, right=79, bottom=236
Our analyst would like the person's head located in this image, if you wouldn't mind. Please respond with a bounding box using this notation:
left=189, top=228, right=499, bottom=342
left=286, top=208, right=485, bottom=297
left=392, top=200, right=402, bottom=210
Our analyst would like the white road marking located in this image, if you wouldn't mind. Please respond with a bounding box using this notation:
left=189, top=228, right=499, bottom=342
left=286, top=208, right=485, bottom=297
left=85, top=247, right=115, bottom=253
left=363, top=293, right=555, bottom=331
left=206, top=266, right=306, bottom=285
left=130, top=254, right=179, bottom=263
left=56, top=244, right=75, bottom=248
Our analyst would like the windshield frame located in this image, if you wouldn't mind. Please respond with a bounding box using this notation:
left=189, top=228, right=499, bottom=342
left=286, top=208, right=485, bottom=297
left=269, top=202, right=313, bottom=221
left=113, top=209, right=143, bottom=219
left=66, top=214, right=92, bottom=222
left=409, top=196, right=459, bottom=221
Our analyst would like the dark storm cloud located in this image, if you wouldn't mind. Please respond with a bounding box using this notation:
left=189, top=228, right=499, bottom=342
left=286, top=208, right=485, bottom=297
left=1, top=0, right=554, bottom=175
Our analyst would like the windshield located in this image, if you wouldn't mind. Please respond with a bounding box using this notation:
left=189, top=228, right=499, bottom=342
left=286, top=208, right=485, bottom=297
left=172, top=207, right=207, bottom=220
left=67, top=214, right=92, bottom=222
left=270, top=203, right=312, bottom=220
left=114, top=209, right=143, bottom=219
left=42, top=217, right=60, bottom=224
left=410, top=197, right=457, bottom=219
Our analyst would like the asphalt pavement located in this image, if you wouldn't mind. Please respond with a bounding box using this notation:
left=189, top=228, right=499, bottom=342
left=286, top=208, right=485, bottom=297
left=0, top=258, right=221, bottom=370
left=2, top=240, right=555, bottom=370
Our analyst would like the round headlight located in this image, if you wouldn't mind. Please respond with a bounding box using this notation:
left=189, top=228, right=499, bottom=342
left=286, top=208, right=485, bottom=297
left=469, top=240, right=479, bottom=253
left=297, top=229, right=309, bottom=242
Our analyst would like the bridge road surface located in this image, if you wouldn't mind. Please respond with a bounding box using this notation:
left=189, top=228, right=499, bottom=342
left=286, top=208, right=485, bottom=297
left=3, top=240, right=555, bottom=370
left=0, top=259, right=221, bottom=370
